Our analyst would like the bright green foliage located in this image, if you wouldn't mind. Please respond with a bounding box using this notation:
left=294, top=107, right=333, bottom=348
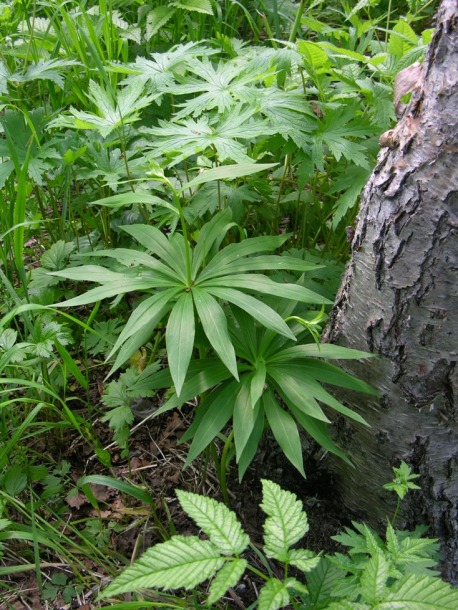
left=383, top=461, right=421, bottom=500
left=100, top=478, right=458, bottom=609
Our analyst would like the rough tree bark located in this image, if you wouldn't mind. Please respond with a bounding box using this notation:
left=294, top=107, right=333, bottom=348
left=324, top=0, right=458, bottom=583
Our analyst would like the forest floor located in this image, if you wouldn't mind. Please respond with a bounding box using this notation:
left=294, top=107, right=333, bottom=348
left=1, top=393, right=350, bottom=610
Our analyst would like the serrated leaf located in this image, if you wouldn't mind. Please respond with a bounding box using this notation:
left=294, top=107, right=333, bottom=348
left=100, top=536, right=224, bottom=597
left=258, top=578, right=290, bottom=610
left=360, top=551, right=389, bottom=605
left=288, top=549, right=320, bottom=572
left=377, top=573, right=458, bottom=609
left=388, top=20, right=418, bottom=58
left=207, top=558, right=247, bottom=605
left=176, top=491, right=249, bottom=555
left=261, top=480, right=308, bottom=561
left=145, top=6, right=175, bottom=40
left=166, top=292, right=195, bottom=396
left=174, top=0, right=213, bottom=15
left=306, top=556, right=345, bottom=607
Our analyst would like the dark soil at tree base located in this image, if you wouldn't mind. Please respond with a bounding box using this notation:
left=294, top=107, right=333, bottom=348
left=0, top=405, right=351, bottom=609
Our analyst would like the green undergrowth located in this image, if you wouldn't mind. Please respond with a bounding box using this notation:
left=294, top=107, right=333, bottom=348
left=0, top=0, right=441, bottom=606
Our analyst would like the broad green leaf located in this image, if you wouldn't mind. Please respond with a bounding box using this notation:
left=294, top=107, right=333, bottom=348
left=89, top=192, right=179, bottom=215
left=269, top=369, right=330, bottom=423
left=145, top=6, right=175, bottom=40
left=258, top=578, right=290, bottom=610
left=180, top=163, right=278, bottom=193
left=298, top=41, right=329, bottom=68
left=198, top=235, right=289, bottom=281
left=204, top=274, right=330, bottom=305
left=184, top=380, right=239, bottom=464
left=361, top=551, right=389, bottom=605
left=122, top=225, right=187, bottom=283
left=207, top=558, right=247, bottom=605
left=250, top=361, right=266, bottom=408
left=176, top=491, right=249, bottom=555
left=206, top=287, right=296, bottom=341
left=192, top=288, right=238, bottom=379
left=306, top=557, right=344, bottom=608
left=100, top=536, right=224, bottom=597
left=261, top=480, right=308, bottom=561
left=377, top=573, right=458, bottom=609
left=166, top=292, right=195, bottom=396
left=175, top=0, right=213, bottom=15
left=263, top=390, right=305, bottom=477
left=388, top=21, right=418, bottom=58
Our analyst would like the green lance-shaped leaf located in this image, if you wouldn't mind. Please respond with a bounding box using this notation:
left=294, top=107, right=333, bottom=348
left=89, top=192, right=179, bottom=216
left=100, top=536, right=224, bottom=598
left=258, top=578, right=290, bottom=610
left=122, top=224, right=187, bottom=283
left=204, top=274, right=331, bottom=305
left=263, top=390, right=305, bottom=477
left=269, top=343, right=376, bottom=362
left=198, top=234, right=289, bottom=281
left=207, top=558, right=248, bottom=606
left=192, top=207, right=233, bottom=278
left=206, top=287, right=296, bottom=341
left=378, top=573, right=458, bottom=609
left=269, top=368, right=330, bottom=423
left=250, top=361, right=266, bottom=408
left=166, top=292, right=195, bottom=396
left=192, top=287, right=238, bottom=379
left=183, top=379, right=238, bottom=465
left=176, top=491, right=249, bottom=555
left=261, top=480, right=308, bottom=562
left=53, top=279, right=160, bottom=307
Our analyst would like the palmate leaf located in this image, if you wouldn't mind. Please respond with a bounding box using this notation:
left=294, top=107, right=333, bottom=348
left=50, top=80, right=158, bottom=138
left=145, top=107, right=274, bottom=166
left=176, top=491, right=249, bottom=555
left=261, top=480, right=308, bottom=562
left=100, top=536, right=224, bottom=597
left=171, top=57, right=266, bottom=119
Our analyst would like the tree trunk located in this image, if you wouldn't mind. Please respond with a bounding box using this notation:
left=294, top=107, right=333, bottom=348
left=324, top=0, right=458, bottom=584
